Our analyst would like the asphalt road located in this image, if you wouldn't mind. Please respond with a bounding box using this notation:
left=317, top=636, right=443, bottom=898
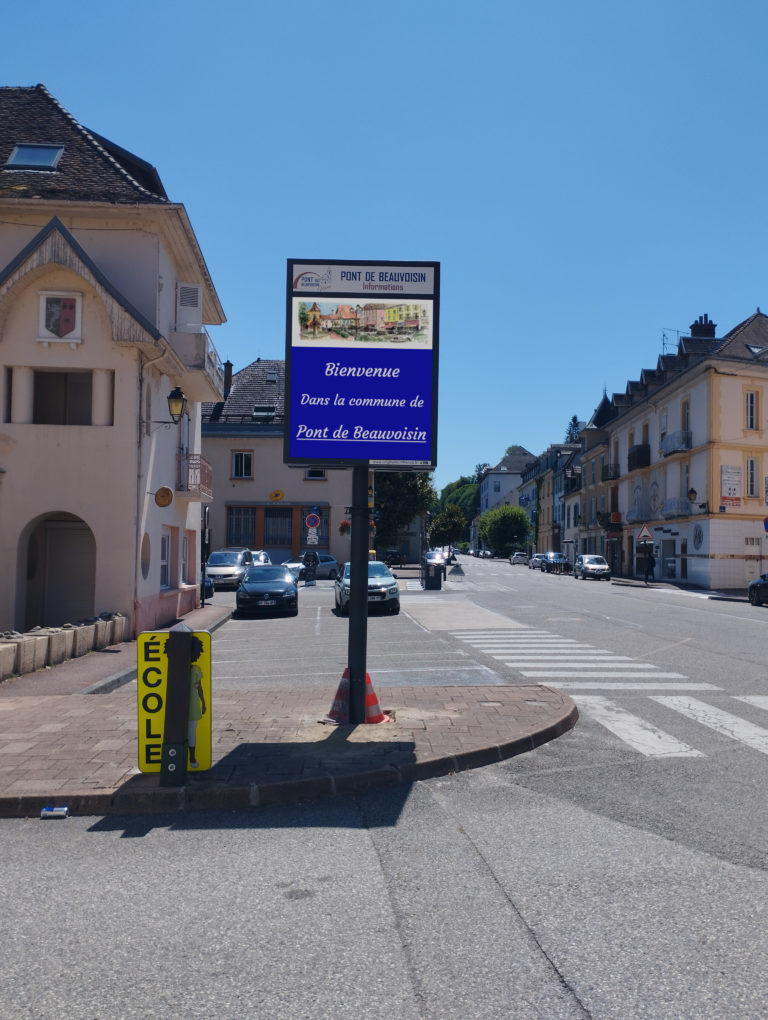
left=2, top=556, right=767, bottom=1018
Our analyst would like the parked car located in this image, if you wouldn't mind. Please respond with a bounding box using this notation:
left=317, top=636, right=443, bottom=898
left=510, top=552, right=529, bottom=565
left=282, top=551, right=339, bottom=580
left=748, top=573, right=768, bottom=606
left=480, top=549, right=493, bottom=558
left=528, top=553, right=547, bottom=570
left=234, top=565, right=298, bottom=617
left=540, top=551, right=572, bottom=573
left=206, top=547, right=254, bottom=589
left=381, top=548, right=406, bottom=568
left=573, top=554, right=611, bottom=580
left=251, top=549, right=271, bottom=564
left=200, top=574, right=214, bottom=600
left=334, top=560, right=400, bottom=615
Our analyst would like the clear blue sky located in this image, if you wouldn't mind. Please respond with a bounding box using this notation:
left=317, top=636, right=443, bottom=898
left=5, top=0, right=768, bottom=493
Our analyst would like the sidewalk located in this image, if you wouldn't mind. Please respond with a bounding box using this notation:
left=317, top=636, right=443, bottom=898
left=0, top=601, right=578, bottom=819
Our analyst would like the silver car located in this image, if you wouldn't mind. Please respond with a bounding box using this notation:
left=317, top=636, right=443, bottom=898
left=206, top=548, right=254, bottom=589
left=573, top=554, right=611, bottom=580
left=334, top=561, right=400, bottom=615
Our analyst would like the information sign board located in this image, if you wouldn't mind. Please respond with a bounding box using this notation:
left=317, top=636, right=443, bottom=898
left=284, top=259, right=439, bottom=470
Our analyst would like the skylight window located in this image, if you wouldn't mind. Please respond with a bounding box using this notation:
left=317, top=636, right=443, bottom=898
left=5, top=144, right=64, bottom=170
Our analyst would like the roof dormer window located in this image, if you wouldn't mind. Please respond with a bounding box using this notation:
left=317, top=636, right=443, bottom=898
left=5, top=144, right=64, bottom=169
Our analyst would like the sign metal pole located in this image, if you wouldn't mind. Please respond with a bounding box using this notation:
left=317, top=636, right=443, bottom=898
left=347, top=464, right=369, bottom=724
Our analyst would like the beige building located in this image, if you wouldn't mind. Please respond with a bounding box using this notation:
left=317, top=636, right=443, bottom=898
left=0, top=85, right=224, bottom=637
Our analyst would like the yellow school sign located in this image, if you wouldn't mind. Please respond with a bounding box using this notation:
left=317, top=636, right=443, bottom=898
left=136, top=631, right=212, bottom=773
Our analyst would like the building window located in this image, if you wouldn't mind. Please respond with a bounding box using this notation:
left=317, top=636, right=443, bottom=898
left=264, top=507, right=293, bottom=546
left=305, top=468, right=326, bottom=480
left=33, top=370, right=92, bottom=424
left=160, top=531, right=170, bottom=588
left=493, top=479, right=500, bottom=493
left=6, top=144, right=64, bottom=169
left=38, top=292, right=82, bottom=345
left=231, top=451, right=253, bottom=479
left=747, top=457, right=758, bottom=497
left=660, top=411, right=667, bottom=441
left=746, top=391, right=758, bottom=431
left=227, top=507, right=256, bottom=546
left=591, top=460, right=596, bottom=485
left=182, top=534, right=189, bottom=584
left=682, top=399, right=690, bottom=432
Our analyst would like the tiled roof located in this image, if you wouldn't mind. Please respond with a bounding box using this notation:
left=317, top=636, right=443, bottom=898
left=203, top=359, right=285, bottom=425
left=0, top=84, right=167, bottom=204
left=714, top=308, right=768, bottom=360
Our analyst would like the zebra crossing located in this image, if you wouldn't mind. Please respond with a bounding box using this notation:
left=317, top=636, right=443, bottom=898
left=452, top=628, right=768, bottom=759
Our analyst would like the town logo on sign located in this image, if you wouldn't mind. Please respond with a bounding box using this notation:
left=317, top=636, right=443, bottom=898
left=293, top=268, right=333, bottom=291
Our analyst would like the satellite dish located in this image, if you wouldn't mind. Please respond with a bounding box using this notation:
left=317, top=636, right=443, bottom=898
left=270, top=490, right=284, bottom=501
left=154, top=486, right=173, bottom=508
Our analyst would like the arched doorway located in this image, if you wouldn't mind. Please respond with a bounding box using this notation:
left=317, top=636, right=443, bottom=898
left=22, top=513, right=96, bottom=629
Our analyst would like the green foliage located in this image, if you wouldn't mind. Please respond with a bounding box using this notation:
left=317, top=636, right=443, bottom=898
left=429, top=503, right=466, bottom=547
left=565, top=415, right=581, bottom=443
left=373, top=472, right=436, bottom=547
left=474, top=462, right=490, bottom=482
left=437, top=475, right=473, bottom=509
left=477, top=505, right=530, bottom=557
left=298, top=302, right=309, bottom=329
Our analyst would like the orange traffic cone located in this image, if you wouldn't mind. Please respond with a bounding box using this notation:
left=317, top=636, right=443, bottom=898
left=364, top=672, right=390, bottom=724
left=321, top=669, right=390, bottom=725
left=322, top=668, right=351, bottom=725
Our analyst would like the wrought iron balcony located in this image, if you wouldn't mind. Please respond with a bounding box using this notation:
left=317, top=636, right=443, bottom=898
left=168, top=326, right=225, bottom=402
left=176, top=453, right=213, bottom=502
left=627, top=444, right=651, bottom=472
left=602, top=463, right=621, bottom=481
left=625, top=503, right=652, bottom=523
left=661, top=496, right=694, bottom=518
left=659, top=430, right=692, bottom=457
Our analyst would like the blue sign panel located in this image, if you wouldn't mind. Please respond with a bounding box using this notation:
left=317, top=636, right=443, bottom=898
left=285, top=259, right=439, bottom=470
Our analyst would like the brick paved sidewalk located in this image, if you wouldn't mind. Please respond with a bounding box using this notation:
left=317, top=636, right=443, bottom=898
left=0, top=682, right=577, bottom=818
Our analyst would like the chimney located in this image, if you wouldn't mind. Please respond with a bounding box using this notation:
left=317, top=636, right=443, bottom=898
left=689, top=314, right=716, bottom=339
left=223, top=360, right=233, bottom=398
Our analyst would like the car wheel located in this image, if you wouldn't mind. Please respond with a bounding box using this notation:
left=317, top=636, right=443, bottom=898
left=340, top=602, right=349, bottom=616
left=390, top=604, right=400, bottom=615
left=749, top=589, right=761, bottom=606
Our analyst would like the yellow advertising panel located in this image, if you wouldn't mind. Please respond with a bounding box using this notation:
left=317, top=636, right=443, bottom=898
left=136, top=631, right=212, bottom=773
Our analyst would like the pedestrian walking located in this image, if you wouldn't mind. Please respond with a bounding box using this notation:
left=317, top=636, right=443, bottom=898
left=644, top=552, right=656, bottom=584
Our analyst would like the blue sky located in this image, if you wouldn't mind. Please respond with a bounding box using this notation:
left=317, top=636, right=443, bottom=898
left=5, top=0, right=768, bottom=493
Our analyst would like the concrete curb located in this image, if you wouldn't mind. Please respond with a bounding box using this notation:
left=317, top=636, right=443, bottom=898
left=0, top=701, right=578, bottom=818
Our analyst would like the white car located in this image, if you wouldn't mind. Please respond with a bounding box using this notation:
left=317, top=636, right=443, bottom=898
left=334, top=561, right=400, bottom=615
left=509, top=552, right=529, bottom=565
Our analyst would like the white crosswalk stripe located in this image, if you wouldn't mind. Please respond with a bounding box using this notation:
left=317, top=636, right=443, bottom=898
left=574, top=696, right=704, bottom=757
left=452, top=628, right=687, bottom=680
left=575, top=693, right=768, bottom=759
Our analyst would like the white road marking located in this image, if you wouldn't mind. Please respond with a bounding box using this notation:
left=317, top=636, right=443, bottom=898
left=651, top=696, right=768, bottom=755
left=574, top=696, right=705, bottom=757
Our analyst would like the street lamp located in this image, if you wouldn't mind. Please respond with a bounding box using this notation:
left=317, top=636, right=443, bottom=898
left=166, top=386, right=187, bottom=423
left=141, top=387, right=188, bottom=429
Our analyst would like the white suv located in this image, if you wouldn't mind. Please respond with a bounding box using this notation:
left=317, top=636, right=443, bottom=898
left=510, top=552, right=529, bottom=565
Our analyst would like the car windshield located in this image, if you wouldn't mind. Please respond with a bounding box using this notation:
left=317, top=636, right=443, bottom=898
left=208, top=552, right=241, bottom=566
left=244, top=566, right=293, bottom=582
left=342, top=562, right=393, bottom=580
left=583, top=556, right=607, bottom=565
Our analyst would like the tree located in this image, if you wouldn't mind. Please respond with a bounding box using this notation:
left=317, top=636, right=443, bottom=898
left=474, top=463, right=490, bottom=483
left=429, top=503, right=466, bottom=548
left=373, top=471, right=436, bottom=548
left=477, top=505, right=530, bottom=557
left=565, top=415, right=581, bottom=443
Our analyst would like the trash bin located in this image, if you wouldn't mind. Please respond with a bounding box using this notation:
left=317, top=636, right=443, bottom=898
left=423, top=563, right=442, bottom=590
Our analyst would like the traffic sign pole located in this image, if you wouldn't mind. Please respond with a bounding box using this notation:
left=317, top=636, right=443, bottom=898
left=347, top=464, right=368, bottom=724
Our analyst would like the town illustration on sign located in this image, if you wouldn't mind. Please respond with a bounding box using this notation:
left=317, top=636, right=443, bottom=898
left=296, top=300, right=433, bottom=348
